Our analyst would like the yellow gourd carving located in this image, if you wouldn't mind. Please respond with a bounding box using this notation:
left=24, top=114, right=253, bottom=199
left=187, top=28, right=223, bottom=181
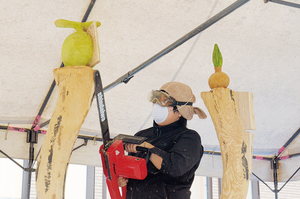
left=55, top=19, right=101, bottom=67
left=208, top=44, right=230, bottom=89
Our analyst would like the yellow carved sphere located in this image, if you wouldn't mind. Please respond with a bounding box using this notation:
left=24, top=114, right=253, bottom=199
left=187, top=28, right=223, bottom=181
left=208, top=68, right=230, bottom=89
left=61, top=30, right=93, bottom=67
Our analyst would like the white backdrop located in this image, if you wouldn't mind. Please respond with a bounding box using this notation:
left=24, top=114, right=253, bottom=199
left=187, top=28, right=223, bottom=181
left=1, top=0, right=300, bottom=183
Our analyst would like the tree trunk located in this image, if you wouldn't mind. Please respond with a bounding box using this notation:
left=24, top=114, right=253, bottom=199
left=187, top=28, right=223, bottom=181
left=201, top=88, right=254, bottom=199
left=36, top=66, right=95, bottom=199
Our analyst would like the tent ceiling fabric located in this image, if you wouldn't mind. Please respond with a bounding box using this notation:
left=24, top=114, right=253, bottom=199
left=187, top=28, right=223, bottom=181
left=1, top=0, right=300, bottom=183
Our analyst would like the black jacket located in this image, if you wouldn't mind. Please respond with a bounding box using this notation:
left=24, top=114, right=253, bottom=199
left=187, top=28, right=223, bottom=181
left=126, top=120, right=203, bottom=199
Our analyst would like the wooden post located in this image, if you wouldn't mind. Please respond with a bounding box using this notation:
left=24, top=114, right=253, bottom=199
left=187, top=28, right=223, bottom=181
left=235, top=92, right=256, bottom=130
left=86, top=21, right=101, bottom=67
left=201, top=88, right=254, bottom=199
left=36, top=66, right=95, bottom=199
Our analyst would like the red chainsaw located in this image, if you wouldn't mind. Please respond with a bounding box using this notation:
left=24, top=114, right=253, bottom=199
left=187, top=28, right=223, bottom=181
left=94, top=70, right=148, bottom=199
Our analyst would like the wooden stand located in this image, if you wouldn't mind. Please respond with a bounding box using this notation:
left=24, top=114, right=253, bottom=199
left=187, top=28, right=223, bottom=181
left=86, top=21, right=101, bottom=67
left=201, top=88, right=254, bottom=199
left=36, top=66, right=95, bottom=199
left=235, top=92, right=256, bottom=130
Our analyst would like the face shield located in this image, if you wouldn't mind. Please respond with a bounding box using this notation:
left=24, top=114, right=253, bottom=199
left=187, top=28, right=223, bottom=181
left=148, top=90, right=193, bottom=107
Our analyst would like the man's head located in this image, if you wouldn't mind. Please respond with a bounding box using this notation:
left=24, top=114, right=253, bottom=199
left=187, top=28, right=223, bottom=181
left=149, top=82, right=207, bottom=121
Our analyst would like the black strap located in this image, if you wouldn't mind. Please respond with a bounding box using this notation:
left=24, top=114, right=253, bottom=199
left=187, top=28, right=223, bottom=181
left=175, top=101, right=193, bottom=106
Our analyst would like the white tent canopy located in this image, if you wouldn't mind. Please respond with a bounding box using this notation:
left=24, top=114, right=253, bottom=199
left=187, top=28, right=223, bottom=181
left=1, top=0, right=300, bottom=190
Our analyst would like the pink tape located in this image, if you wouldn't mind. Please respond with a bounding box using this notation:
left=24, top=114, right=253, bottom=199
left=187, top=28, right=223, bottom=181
left=255, top=156, right=264, bottom=160
left=278, top=147, right=285, bottom=154
left=8, top=126, right=25, bottom=132
left=33, top=115, right=41, bottom=126
left=40, top=130, right=47, bottom=134
left=33, top=125, right=41, bottom=131
left=280, top=155, right=290, bottom=160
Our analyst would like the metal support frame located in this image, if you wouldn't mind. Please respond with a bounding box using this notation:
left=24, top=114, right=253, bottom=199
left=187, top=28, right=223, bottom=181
left=218, top=178, right=222, bottom=199
left=278, top=128, right=300, bottom=158
left=251, top=180, right=260, bottom=199
left=21, top=160, right=30, bottom=199
left=26, top=136, right=36, bottom=199
left=271, top=157, right=279, bottom=199
left=102, top=171, right=107, bottom=199
left=206, top=177, right=213, bottom=199
left=252, top=158, right=300, bottom=199
left=0, top=150, right=32, bottom=171
left=264, top=0, right=300, bottom=9
left=86, top=166, right=95, bottom=199
left=72, top=139, right=88, bottom=152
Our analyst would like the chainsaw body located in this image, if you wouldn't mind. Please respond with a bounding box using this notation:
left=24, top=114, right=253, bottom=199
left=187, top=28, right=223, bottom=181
left=95, top=70, right=148, bottom=199
left=100, top=138, right=147, bottom=199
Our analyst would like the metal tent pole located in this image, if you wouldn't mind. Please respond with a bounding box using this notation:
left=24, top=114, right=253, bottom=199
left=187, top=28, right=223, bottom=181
left=271, top=157, right=279, bottom=199
left=218, top=178, right=222, bottom=199
left=253, top=156, right=300, bottom=198
left=251, top=180, right=260, bottom=199
left=102, top=171, right=107, bottom=199
left=21, top=160, right=30, bottom=199
left=265, top=0, right=300, bottom=9
left=103, top=0, right=250, bottom=92
left=86, top=166, right=95, bottom=199
left=277, top=127, right=300, bottom=158
left=206, top=177, right=213, bottom=199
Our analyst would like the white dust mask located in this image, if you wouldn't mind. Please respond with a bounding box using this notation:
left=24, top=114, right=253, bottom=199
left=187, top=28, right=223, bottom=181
left=152, top=103, right=169, bottom=123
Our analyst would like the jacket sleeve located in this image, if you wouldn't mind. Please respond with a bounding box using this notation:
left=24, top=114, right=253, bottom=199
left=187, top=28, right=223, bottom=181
left=149, top=130, right=203, bottom=177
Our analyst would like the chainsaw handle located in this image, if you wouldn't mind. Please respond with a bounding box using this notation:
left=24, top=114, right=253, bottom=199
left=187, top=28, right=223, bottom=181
left=136, top=146, right=150, bottom=163
left=136, top=146, right=148, bottom=152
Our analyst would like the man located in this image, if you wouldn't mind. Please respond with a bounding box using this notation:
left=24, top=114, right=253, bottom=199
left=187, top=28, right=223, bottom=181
left=119, top=82, right=207, bottom=199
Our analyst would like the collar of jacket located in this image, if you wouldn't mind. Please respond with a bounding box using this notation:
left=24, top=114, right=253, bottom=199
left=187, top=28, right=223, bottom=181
left=152, top=119, right=185, bottom=137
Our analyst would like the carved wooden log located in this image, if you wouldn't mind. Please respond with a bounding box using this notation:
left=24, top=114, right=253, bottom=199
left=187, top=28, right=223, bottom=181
left=201, top=88, right=254, bottom=199
left=36, top=66, right=95, bottom=199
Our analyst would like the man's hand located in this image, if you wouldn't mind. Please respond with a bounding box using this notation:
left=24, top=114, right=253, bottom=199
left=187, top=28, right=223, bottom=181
left=125, top=142, right=163, bottom=170
left=118, top=177, right=128, bottom=187
left=124, top=144, right=138, bottom=153
left=125, top=142, right=154, bottom=153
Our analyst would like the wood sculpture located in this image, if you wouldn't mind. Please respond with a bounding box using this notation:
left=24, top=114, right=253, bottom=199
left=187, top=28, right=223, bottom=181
left=36, top=20, right=101, bottom=199
left=201, top=44, right=254, bottom=199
